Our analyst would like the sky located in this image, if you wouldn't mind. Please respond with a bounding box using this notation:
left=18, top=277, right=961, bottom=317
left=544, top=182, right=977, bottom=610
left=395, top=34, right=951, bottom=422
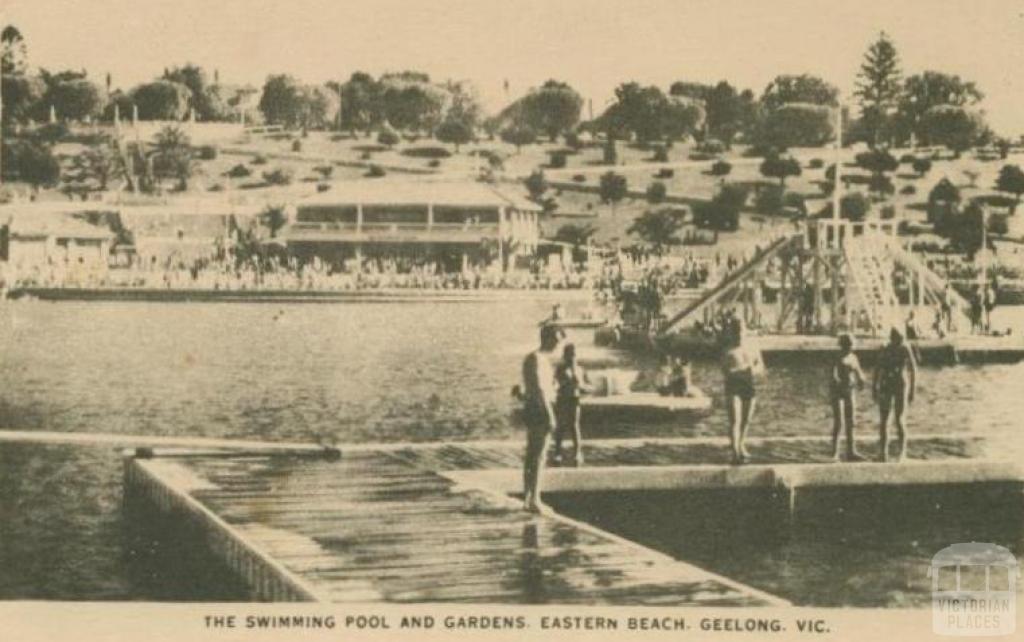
left=4, top=0, right=1024, bottom=134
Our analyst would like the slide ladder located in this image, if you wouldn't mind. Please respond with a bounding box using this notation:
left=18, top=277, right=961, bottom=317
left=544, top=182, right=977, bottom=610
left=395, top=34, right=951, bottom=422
left=845, top=235, right=900, bottom=334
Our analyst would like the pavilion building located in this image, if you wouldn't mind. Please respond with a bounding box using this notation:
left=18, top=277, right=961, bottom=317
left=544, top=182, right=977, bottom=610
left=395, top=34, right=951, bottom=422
left=279, top=180, right=542, bottom=272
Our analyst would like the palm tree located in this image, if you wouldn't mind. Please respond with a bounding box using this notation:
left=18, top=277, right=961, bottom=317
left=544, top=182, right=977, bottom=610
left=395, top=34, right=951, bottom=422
left=152, top=125, right=195, bottom=191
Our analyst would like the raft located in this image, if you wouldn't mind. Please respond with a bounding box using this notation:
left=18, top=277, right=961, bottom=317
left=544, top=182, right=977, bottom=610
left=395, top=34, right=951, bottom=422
left=581, top=389, right=713, bottom=422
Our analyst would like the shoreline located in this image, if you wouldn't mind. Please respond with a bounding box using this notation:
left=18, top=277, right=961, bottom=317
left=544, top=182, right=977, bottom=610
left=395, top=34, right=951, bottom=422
left=5, top=286, right=598, bottom=304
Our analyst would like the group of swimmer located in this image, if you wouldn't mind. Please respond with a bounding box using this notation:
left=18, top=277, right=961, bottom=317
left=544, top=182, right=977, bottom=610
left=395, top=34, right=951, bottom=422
left=517, top=310, right=918, bottom=515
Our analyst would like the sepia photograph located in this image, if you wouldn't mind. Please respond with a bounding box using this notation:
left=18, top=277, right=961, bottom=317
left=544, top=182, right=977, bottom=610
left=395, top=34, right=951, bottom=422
left=0, top=1, right=1022, bottom=639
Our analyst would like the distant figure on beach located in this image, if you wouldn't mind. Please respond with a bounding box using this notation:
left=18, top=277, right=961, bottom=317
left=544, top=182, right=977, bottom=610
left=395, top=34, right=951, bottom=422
left=721, top=318, right=764, bottom=464
left=553, top=343, right=588, bottom=466
left=970, top=288, right=984, bottom=334
left=872, top=327, right=917, bottom=462
left=830, top=334, right=866, bottom=462
left=520, top=324, right=564, bottom=514
left=983, top=284, right=997, bottom=332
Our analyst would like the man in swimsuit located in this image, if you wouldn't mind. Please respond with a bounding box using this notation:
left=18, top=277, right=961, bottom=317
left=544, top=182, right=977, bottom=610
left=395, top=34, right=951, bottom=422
left=521, top=324, right=564, bottom=513
left=872, top=327, right=917, bottom=462
left=830, top=334, right=867, bottom=461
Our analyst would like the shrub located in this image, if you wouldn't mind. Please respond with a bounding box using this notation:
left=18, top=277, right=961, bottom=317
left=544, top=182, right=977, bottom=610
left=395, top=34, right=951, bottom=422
left=208, top=183, right=225, bottom=192
left=226, top=164, right=252, bottom=178
left=360, top=151, right=372, bottom=160
left=197, top=145, right=218, bottom=160
left=695, top=139, right=726, bottom=154
left=365, top=165, right=386, bottom=178
left=880, top=205, right=896, bottom=219
left=694, top=186, right=746, bottom=231
left=32, top=122, right=70, bottom=144
left=655, top=168, right=674, bottom=179
left=689, top=152, right=716, bottom=161
left=317, top=183, right=331, bottom=192
left=710, top=160, right=732, bottom=177
left=808, top=158, right=825, bottom=169
left=250, top=154, right=268, bottom=165
left=291, top=139, right=302, bottom=152
left=783, top=192, right=807, bottom=217
left=652, top=147, right=669, bottom=163
left=548, top=150, right=568, bottom=169
left=900, top=184, right=917, bottom=195
left=401, top=146, right=452, bottom=159
left=262, top=167, right=294, bottom=185
left=314, top=165, right=334, bottom=179
left=754, top=184, right=785, bottom=215
left=646, top=181, right=667, bottom=204
left=565, top=131, right=582, bottom=150
left=900, top=153, right=917, bottom=164
left=573, top=174, right=586, bottom=183
left=427, top=159, right=441, bottom=168
left=377, top=129, right=400, bottom=148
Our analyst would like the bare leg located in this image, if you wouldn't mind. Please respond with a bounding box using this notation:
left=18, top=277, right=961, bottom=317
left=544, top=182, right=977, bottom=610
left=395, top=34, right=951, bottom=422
left=878, top=395, right=892, bottom=462
left=523, top=424, right=550, bottom=511
left=738, top=396, right=756, bottom=459
left=844, top=393, right=863, bottom=460
left=727, top=394, right=742, bottom=463
left=893, top=391, right=908, bottom=462
left=569, top=404, right=583, bottom=466
left=830, top=396, right=843, bottom=460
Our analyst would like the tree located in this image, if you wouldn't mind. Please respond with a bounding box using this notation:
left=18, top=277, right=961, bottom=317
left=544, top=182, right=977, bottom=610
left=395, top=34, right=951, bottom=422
left=1, top=25, right=28, bottom=75
left=927, top=178, right=961, bottom=225
left=520, top=80, right=582, bottom=142
left=524, top=170, right=548, bottom=202
left=628, top=207, right=686, bottom=253
left=45, top=78, right=105, bottom=121
left=856, top=149, right=899, bottom=175
left=760, top=154, right=802, bottom=187
left=645, top=181, right=667, bottom=204
left=67, top=140, right=122, bottom=191
left=258, top=74, right=303, bottom=127
left=912, top=157, right=932, bottom=177
left=13, top=141, right=61, bottom=192
left=1, top=73, right=45, bottom=125
left=898, top=72, right=983, bottom=143
left=259, top=206, right=288, bottom=238
left=855, top=32, right=903, bottom=146
left=435, top=111, right=475, bottom=152
left=133, top=80, right=191, bottom=120
left=760, top=74, right=839, bottom=111
left=152, top=125, right=194, bottom=190
left=599, top=171, right=628, bottom=216
left=706, top=81, right=757, bottom=145
left=379, top=77, right=447, bottom=134
left=694, top=185, right=745, bottom=231
left=163, top=64, right=230, bottom=121
left=756, top=103, right=834, bottom=150
left=338, top=72, right=381, bottom=135
left=819, top=192, right=871, bottom=221
left=553, top=223, right=597, bottom=247
left=919, top=105, right=983, bottom=156
left=500, top=124, right=536, bottom=152
left=599, top=83, right=673, bottom=143
left=995, top=164, right=1024, bottom=214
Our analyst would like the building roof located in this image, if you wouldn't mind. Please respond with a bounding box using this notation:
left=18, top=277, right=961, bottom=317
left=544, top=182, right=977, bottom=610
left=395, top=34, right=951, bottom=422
left=297, top=180, right=541, bottom=212
left=6, top=212, right=115, bottom=241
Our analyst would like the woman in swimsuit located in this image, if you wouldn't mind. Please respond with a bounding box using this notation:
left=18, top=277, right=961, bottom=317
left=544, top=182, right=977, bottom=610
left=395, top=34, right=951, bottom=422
left=721, top=318, right=764, bottom=464
left=872, top=327, right=917, bottom=462
left=830, top=334, right=866, bottom=461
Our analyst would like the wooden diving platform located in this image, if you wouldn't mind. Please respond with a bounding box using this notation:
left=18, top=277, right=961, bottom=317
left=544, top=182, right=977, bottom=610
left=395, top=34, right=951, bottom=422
left=123, top=433, right=1008, bottom=605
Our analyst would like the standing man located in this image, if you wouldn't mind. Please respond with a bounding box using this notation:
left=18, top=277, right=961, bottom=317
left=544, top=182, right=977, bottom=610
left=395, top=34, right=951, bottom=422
left=521, top=324, right=564, bottom=514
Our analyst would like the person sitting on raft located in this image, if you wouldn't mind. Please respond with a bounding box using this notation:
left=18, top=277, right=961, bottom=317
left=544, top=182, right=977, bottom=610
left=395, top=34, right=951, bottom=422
left=830, top=334, right=867, bottom=462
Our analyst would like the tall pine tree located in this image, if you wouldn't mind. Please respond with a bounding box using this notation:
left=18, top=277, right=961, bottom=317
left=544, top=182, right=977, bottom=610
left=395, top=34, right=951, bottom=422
left=855, top=32, right=903, bottom=147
